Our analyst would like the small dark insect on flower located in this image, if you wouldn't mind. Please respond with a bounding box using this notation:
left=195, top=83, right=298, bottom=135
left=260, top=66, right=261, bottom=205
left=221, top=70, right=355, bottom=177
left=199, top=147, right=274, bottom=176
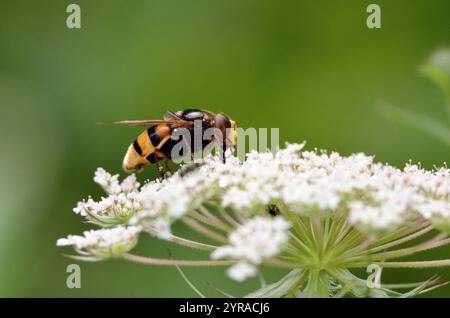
left=267, top=204, right=280, bottom=216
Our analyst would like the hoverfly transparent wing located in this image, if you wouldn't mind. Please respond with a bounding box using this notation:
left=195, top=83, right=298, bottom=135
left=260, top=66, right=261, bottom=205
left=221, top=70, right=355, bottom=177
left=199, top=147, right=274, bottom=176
left=97, top=119, right=192, bottom=127
left=163, top=111, right=183, bottom=121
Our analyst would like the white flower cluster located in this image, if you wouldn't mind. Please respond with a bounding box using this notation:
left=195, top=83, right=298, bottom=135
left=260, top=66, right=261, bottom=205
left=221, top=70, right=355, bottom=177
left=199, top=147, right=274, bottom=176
left=73, top=168, right=143, bottom=226
left=56, top=226, right=141, bottom=260
left=195, top=144, right=450, bottom=232
left=211, top=216, right=290, bottom=281
left=129, top=167, right=218, bottom=239
left=58, top=143, right=450, bottom=264
left=348, top=164, right=450, bottom=231
left=94, top=167, right=140, bottom=194
left=80, top=144, right=450, bottom=234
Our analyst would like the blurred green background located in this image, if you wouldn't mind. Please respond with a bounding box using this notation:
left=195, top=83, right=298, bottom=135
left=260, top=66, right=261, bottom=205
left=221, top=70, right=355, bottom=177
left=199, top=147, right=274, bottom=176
left=1, top=0, right=450, bottom=297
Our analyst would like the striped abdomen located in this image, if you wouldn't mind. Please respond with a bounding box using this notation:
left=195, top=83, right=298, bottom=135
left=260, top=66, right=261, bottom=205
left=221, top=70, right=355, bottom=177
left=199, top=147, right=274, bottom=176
left=123, top=124, right=177, bottom=172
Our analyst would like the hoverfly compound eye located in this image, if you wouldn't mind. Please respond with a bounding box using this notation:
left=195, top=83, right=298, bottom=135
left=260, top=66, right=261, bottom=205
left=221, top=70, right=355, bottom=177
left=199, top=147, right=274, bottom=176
left=215, top=113, right=231, bottom=130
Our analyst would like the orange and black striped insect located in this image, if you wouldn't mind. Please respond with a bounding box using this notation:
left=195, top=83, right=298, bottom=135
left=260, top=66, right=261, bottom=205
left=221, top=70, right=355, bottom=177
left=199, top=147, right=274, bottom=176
left=107, top=109, right=237, bottom=177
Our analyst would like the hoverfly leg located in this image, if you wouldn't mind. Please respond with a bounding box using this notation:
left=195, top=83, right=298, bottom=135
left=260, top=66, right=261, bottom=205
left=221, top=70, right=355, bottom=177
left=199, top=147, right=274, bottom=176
left=152, top=152, right=165, bottom=180
left=164, top=159, right=172, bottom=177
left=155, top=161, right=165, bottom=180
left=221, top=142, right=226, bottom=163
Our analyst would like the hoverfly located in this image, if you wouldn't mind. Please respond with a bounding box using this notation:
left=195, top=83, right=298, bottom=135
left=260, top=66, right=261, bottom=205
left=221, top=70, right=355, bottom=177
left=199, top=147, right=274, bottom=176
left=109, top=109, right=238, bottom=177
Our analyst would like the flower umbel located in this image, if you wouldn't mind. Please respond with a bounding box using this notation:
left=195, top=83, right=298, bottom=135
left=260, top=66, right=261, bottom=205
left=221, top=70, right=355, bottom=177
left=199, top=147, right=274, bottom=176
left=57, top=226, right=141, bottom=260
left=211, top=216, right=290, bottom=281
left=73, top=169, right=143, bottom=226
left=57, top=143, right=450, bottom=297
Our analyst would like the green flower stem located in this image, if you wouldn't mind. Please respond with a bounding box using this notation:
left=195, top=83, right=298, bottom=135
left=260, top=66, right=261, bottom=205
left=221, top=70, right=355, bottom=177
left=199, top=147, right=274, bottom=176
left=122, top=253, right=234, bottom=266
left=364, top=224, right=434, bottom=254
left=332, top=218, right=354, bottom=245
left=144, top=227, right=216, bottom=251
left=311, top=216, right=324, bottom=247
left=288, top=232, right=314, bottom=257
left=190, top=210, right=231, bottom=232
left=265, top=258, right=298, bottom=269
left=339, top=224, right=432, bottom=263
left=182, top=218, right=228, bottom=243
left=290, top=216, right=315, bottom=248
left=330, top=228, right=365, bottom=259
left=199, top=205, right=234, bottom=232
left=321, top=218, right=337, bottom=252
left=63, top=254, right=103, bottom=262
left=375, top=259, right=450, bottom=268
left=277, top=254, right=309, bottom=267
left=364, top=236, right=450, bottom=261
left=369, top=221, right=430, bottom=248
left=302, top=270, right=330, bottom=297
left=382, top=281, right=438, bottom=289
left=218, top=206, right=241, bottom=227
